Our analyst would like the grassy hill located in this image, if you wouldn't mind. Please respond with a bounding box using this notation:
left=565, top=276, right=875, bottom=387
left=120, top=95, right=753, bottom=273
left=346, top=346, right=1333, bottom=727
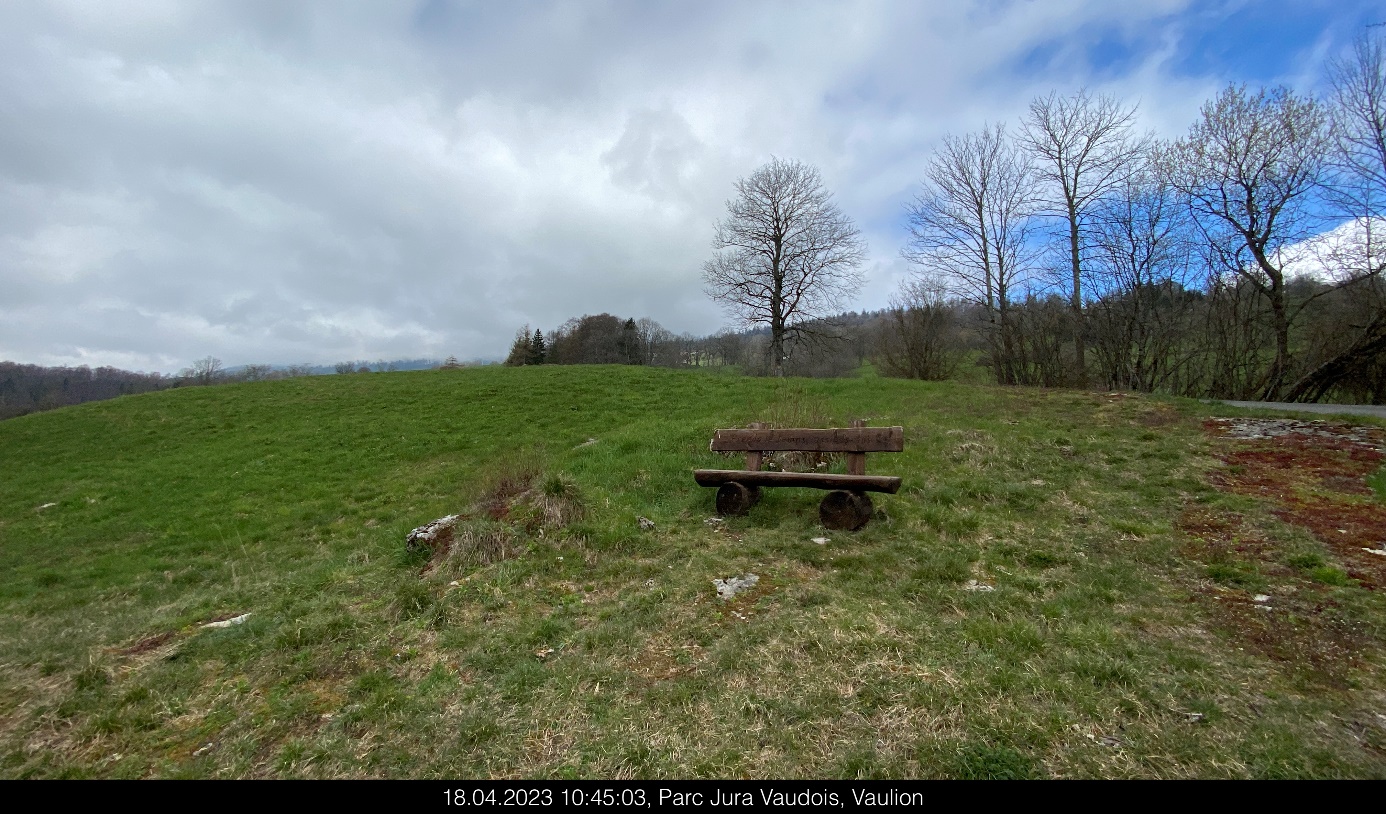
left=1, top=365, right=1383, bottom=778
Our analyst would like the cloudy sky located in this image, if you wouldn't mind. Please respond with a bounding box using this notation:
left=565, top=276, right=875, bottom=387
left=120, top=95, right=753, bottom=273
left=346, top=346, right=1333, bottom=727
left=1, top=0, right=1380, bottom=371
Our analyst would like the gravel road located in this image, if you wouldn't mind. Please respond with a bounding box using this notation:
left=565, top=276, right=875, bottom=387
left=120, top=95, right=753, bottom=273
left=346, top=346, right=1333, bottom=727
left=1217, top=400, right=1386, bottom=419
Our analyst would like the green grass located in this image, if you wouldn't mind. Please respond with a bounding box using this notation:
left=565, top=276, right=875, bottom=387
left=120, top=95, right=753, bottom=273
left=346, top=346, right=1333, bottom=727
left=1369, top=466, right=1386, bottom=502
left=1, top=366, right=1383, bottom=778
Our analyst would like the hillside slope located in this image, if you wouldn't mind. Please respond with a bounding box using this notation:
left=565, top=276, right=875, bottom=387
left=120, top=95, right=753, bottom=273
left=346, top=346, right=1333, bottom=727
left=1, top=366, right=1382, bottom=778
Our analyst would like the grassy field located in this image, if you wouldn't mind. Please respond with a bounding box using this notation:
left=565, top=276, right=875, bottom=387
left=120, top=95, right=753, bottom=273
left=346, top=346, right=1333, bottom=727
left=1, top=365, right=1383, bottom=778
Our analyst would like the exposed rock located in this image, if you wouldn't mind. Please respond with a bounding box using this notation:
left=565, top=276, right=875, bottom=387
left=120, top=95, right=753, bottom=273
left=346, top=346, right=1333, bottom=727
left=1207, top=417, right=1386, bottom=451
left=713, top=573, right=759, bottom=600
left=201, top=613, right=251, bottom=629
left=963, top=579, right=995, bottom=592
left=704, top=517, right=724, bottom=527
left=406, top=514, right=459, bottom=554
left=638, top=516, right=656, bottom=531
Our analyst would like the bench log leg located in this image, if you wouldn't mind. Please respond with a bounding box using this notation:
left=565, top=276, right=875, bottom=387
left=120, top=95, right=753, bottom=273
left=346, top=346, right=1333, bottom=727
left=819, top=490, right=873, bottom=531
left=715, top=482, right=761, bottom=516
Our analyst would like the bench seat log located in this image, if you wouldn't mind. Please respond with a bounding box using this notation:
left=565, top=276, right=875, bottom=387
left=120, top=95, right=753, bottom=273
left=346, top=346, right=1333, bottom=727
left=710, top=426, right=903, bottom=453
left=693, top=469, right=902, bottom=494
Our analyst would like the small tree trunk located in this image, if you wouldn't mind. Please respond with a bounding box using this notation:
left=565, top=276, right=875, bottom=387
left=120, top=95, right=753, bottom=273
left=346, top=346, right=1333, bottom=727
left=1260, top=275, right=1291, bottom=401
left=1069, top=211, right=1087, bottom=388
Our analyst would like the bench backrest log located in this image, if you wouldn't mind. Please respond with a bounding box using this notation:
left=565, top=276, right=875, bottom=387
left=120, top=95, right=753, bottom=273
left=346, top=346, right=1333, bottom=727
left=711, top=423, right=903, bottom=477
left=709, top=427, right=904, bottom=453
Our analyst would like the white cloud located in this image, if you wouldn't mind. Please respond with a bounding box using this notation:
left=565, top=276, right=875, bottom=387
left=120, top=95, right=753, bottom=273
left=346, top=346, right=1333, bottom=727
left=1277, top=217, right=1386, bottom=283
left=0, top=0, right=1368, bottom=369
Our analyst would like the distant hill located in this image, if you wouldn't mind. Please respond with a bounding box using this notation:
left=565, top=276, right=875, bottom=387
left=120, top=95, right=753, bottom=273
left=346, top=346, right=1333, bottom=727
left=0, top=357, right=500, bottom=420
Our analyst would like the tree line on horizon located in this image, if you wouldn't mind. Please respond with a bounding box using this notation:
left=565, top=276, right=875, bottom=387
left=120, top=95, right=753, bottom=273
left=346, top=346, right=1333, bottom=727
left=0, top=356, right=462, bottom=420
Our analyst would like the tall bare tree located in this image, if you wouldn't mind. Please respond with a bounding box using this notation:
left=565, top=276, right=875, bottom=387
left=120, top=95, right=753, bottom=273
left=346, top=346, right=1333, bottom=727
left=1087, top=148, right=1200, bottom=392
left=183, top=356, right=223, bottom=385
left=1273, top=32, right=1386, bottom=401
left=1168, top=84, right=1330, bottom=400
left=902, top=123, right=1038, bottom=384
left=1327, top=31, right=1386, bottom=221
left=703, top=157, right=867, bottom=377
left=1019, top=89, right=1147, bottom=387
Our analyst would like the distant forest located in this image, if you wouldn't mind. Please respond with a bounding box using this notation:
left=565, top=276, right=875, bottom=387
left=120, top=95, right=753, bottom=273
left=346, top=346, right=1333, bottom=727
left=0, top=362, right=173, bottom=421
left=0, top=357, right=444, bottom=420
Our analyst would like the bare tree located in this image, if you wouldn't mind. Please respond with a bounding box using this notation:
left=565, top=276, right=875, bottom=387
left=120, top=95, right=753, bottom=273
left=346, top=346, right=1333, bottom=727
left=1019, top=89, right=1148, bottom=387
left=902, top=123, right=1038, bottom=384
left=1087, top=148, right=1201, bottom=392
left=634, top=317, right=674, bottom=365
left=703, top=157, right=867, bottom=377
left=240, top=363, right=273, bottom=382
left=873, top=278, right=963, bottom=381
left=183, top=356, right=223, bottom=385
left=1168, top=84, right=1330, bottom=399
left=1278, top=30, right=1386, bottom=402
left=1327, top=31, right=1386, bottom=220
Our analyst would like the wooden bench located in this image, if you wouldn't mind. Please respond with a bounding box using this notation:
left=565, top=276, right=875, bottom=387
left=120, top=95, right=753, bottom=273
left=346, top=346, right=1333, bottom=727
left=693, top=420, right=904, bottom=530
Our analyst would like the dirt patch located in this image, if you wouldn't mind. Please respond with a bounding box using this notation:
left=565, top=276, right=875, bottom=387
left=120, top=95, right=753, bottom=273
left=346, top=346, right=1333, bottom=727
left=480, top=469, right=537, bottom=522
left=1176, top=417, right=1386, bottom=684
left=1274, top=498, right=1386, bottom=588
left=112, top=630, right=178, bottom=656
left=1202, top=418, right=1386, bottom=589
left=1137, top=405, right=1181, bottom=427
left=1177, top=508, right=1285, bottom=571
left=1178, top=509, right=1370, bottom=686
left=628, top=636, right=709, bottom=684
left=1192, top=584, right=1369, bottom=687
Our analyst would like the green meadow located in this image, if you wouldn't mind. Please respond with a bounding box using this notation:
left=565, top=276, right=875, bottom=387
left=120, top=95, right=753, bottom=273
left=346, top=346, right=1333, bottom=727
left=1, top=365, right=1383, bottom=778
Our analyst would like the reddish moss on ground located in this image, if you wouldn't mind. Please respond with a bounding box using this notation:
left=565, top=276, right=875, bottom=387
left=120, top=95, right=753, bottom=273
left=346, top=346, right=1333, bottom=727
left=1202, top=418, right=1386, bottom=589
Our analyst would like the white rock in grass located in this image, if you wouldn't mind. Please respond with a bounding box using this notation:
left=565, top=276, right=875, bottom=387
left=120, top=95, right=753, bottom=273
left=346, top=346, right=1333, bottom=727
left=405, top=514, right=459, bottom=553
left=713, top=574, right=758, bottom=600
left=1253, top=594, right=1270, bottom=603
left=811, top=537, right=829, bottom=545
left=963, top=580, right=995, bottom=592
left=201, top=613, right=251, bottom=629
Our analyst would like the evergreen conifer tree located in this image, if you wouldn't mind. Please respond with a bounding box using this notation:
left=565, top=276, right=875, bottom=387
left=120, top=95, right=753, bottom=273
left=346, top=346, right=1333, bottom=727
left=528, top=329, right=547, bottom=365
